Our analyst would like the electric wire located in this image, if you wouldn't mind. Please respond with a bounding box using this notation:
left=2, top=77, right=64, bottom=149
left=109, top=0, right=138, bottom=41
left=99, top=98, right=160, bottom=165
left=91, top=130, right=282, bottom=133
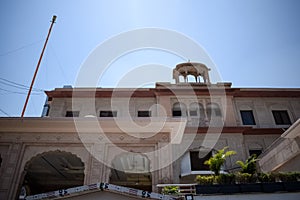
left=0, top=88, right=42, bottom=95
left=0, top=39, right=43, bottom=57
left=0, top=108, right=10, bottom=117
left=0, top=79, right=42, bottom=92
left=49, top=44, right=68, bottom=80
left=0, top=38, right=53, bottom=117
left=0, top=77, right=44, bottom=92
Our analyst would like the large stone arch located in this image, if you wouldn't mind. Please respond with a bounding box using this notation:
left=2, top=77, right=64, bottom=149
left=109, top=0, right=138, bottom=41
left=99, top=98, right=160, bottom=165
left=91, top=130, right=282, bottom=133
left=109, top=152, right=152, bottom=191
left=19, top=145, right=90, bottom=180
left=17, top=146, right=90, bottom=197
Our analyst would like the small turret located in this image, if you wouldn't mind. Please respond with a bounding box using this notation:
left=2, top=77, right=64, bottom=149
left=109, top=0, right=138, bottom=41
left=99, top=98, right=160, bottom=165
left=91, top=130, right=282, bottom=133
left=173, top=62, right=211, bottom=84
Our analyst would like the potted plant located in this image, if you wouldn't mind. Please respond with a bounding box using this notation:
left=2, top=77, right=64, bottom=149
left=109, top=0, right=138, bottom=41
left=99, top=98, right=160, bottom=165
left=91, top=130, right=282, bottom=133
left=196, top=147, right=236, bottom=194
left=278, top=172, right=300, bottom=182
left=215, top=173, right=235, bottom=185
left=257, top=172, right=276, bottom=183
left=236, top=154, right=258, bottom=175
left=194, top=149, right=300, bottom=195
left=204, top=147, right=236, bottom=176
left=215, top=174, right=239, bottom=194
left=162, top=186, right=179, bottom=195
left=279, top=172, right=300, bottom=191
left=235, top=172, right=254, bottom=184
left=235, top=172, right=262, bottom=192
left=195, top=175, right=215, bottom=185
left=195, top=175, right=219, bottom=194
left=257, top=172, right=284, bottom=193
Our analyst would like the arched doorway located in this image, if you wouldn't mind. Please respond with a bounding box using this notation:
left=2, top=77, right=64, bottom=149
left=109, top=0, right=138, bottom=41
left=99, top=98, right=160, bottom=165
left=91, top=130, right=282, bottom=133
left=19, top=150, right=84, bottom=196
left=109, top=153, right=152, bottom=191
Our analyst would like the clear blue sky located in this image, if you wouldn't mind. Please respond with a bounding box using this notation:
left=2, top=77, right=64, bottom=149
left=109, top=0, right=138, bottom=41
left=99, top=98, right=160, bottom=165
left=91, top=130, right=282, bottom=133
left=0, top=0, right=300, bottom=117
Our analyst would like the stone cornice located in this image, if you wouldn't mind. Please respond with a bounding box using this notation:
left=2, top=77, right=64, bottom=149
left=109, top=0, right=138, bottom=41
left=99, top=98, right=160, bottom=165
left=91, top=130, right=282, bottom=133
left=0, top=118, right=283, bottom=136
left=0, top=118, right=186, bottom=142
left=45, top=87, right=300, bottom=98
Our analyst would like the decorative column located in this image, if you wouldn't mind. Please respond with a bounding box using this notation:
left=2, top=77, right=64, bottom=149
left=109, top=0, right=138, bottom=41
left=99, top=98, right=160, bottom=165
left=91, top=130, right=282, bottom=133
left=88, top=143, right=106, bottom=184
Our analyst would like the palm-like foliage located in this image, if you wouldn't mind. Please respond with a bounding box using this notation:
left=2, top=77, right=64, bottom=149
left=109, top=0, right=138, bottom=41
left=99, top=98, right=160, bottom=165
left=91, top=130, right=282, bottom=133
left=204, top=147, right=236, bottom=175
left=236, top=154, right=258, bottom=175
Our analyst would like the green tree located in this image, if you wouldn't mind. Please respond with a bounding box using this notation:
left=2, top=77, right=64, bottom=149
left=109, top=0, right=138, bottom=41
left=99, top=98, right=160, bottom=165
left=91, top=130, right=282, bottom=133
left=236, top=154, right=258, bottom=175
left=204, top=147, right=236, bottom=176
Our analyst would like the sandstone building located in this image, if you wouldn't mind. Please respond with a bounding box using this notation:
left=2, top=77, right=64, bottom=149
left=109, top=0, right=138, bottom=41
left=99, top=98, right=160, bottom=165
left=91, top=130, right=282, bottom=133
left=0, top=62, right=299, bottom=199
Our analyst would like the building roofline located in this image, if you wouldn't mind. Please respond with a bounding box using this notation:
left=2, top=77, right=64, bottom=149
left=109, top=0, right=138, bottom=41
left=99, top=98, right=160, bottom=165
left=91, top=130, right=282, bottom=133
left=185, top=126, right=284, bottom=135
left=45, top=85, right=300, bottom=98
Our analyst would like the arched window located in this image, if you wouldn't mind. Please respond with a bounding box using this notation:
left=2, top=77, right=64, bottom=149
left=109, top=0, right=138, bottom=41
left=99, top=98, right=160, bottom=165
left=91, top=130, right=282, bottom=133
left=206, top=103, right=222, bottom=118
left=189, top=103, right=204, bottom=117
left=187, top=74, right=196, bottom=83
left=179, top=75, right=185, bottom=83
left=20, top=151, right=84, bottom=196
left=172, top=102, right=187, bottom=117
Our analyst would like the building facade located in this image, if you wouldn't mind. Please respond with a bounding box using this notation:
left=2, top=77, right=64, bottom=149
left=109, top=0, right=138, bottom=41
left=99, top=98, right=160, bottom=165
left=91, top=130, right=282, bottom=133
left=0, top=62, right=300, bottom=199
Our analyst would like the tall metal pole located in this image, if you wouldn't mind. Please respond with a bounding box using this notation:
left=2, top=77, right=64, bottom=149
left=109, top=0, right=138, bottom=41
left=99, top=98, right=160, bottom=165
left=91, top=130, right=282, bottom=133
left=21, top=15, right=57, bottom=117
